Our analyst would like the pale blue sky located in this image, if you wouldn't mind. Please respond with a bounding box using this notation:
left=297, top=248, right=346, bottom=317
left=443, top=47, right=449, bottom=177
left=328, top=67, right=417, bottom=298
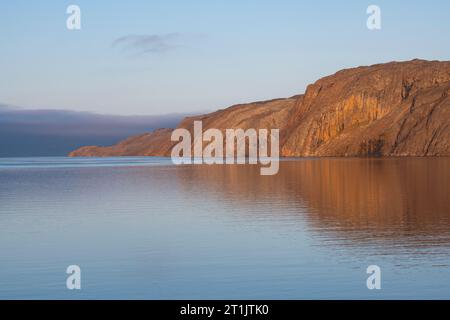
left=1, top=0, right=449, bottom=115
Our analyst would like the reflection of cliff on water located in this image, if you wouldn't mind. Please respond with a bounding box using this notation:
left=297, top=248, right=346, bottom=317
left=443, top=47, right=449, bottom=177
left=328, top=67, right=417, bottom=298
left=174, top=158, right=450, bottom=254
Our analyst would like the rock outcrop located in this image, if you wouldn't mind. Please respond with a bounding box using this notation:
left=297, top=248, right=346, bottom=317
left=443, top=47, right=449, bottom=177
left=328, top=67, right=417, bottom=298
left=69, top=128, right=174, bottom=157
left=69, top=59, right=450, bottom=157
left=282, top=59, right=450, bottom=156
left=69, top=97, right=299, bottom=157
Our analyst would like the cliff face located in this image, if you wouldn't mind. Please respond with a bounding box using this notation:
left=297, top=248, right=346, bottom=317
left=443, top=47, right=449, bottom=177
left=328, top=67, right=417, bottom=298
left=282, top=59, right=450, bottom=156
left=69, top=59, right=450, bottom=158
left=69, top=97, right=298, bottom=157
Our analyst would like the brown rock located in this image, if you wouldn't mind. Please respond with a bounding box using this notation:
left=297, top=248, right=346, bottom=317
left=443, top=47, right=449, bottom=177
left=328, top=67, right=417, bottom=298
left=69, top=97, right=298, bottom=157
left=69, top=59, right=450, bottom=158
left=68, top=128, right=174, bottom=157
left=282, top=59, right=450, bottom=156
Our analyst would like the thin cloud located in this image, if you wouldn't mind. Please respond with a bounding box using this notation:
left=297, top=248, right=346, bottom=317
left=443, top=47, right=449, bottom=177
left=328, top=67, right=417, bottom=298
left=112, top=33, right=182, bottom=56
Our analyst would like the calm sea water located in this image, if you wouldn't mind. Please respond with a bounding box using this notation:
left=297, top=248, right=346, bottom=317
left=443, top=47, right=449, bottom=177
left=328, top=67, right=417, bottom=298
left=0, top=157, right=449, bottom=299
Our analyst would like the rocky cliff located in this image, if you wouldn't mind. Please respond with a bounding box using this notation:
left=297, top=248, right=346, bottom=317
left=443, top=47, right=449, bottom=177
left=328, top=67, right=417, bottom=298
left=69, top=96, right=299, bottom=157
left=69, top=59, right=450, bottom=157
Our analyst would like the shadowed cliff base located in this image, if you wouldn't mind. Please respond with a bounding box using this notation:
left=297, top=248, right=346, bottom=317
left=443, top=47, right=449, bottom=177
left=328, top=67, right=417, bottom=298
left=69, top=59, right=450, bottom=157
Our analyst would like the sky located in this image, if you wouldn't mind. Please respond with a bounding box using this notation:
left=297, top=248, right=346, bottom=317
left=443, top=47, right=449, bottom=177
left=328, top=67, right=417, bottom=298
left=1, top=0, right=449, bottom=115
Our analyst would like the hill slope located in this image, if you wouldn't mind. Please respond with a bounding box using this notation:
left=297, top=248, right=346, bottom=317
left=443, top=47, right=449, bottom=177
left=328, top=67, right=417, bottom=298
left=69, top=59, right=450, bottom=157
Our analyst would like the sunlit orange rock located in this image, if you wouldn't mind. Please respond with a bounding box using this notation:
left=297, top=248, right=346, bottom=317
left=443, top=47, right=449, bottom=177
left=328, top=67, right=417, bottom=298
left=69, top=59, right=450, bottom=157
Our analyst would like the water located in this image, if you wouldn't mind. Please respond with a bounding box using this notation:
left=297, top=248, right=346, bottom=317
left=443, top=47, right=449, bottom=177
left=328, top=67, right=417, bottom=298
left=0, top=157, right=450, bottom=299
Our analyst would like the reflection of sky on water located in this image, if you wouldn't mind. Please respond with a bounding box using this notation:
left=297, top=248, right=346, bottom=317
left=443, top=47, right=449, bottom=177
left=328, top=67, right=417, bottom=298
left=0, top=157, right=449, bottom=299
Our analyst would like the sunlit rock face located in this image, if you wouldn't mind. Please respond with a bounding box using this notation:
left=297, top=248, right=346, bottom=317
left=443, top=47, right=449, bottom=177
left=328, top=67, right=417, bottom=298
left=282, top=59, right=450, bottom=156
left=70, top=59, right=450, bottom=157
left=68, top=128, right=174, bottom=157
left=69, top=97, right=298, bottom=157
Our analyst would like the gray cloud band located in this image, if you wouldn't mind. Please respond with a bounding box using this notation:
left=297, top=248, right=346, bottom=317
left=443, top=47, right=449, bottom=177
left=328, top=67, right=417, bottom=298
left=112, top=33, right=182, bottom=55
